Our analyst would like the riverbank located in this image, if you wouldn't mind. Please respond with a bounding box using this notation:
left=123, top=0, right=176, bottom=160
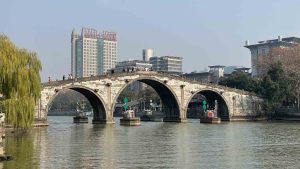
left=5, top=121, right=49, bottom=128
left=274, top=107, right=300, bottom=121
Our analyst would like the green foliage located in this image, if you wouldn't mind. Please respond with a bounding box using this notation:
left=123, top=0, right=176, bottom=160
left=49, top=90, right=92, bottom=111
left=260, top=62, right=297, bottom=112
left=4, top=131, right=38, bottom=169
left=219, top=63, right=298, bottom=114
left=137, top=86, right=160, bottom=103
left=0, top=34, right=42, bottom=128
left=118, top=87, right=137, bottom=102
left=117, top=85, right=160, bottom=104
left=219, top=72, right=260, bottom=93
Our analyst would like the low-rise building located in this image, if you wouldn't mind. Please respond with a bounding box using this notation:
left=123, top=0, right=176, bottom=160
left=224, top=66, right=251, bottom=77
left=184, top=65, right=224, bottom=84
left=150, top=56, right=182, bottom=74
left=112, top=60, right=152, bottom=73
left=112, top=60, right=152, bottom=92
left=208, top=65, right=225, bottom=84
left=184, top=65, right=250, bottom=84
left=183, top=71, right=213, bottom=83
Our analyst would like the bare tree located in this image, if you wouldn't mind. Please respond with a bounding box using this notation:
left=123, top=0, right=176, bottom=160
left=257, top=45, right=300, bottom=108
left=257, top=46, right=300, bottom=77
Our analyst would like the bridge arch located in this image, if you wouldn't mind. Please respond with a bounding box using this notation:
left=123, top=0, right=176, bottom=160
left=47, top=86, right=108, bottom=122
left=112, top=76, right=181, bottom=121
left=185, top=88, right=231, bottom=121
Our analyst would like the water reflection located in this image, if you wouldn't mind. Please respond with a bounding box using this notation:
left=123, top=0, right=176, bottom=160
left=3, top=129, right=40, bottom=169
left=3, top=117, right=300, bottom=168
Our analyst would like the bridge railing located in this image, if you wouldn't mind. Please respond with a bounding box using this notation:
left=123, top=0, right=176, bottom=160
left=42, top=71, right=257, bottom=96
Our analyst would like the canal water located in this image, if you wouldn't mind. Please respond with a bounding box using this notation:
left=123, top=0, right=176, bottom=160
left=2, top=116, right=300, bottom=169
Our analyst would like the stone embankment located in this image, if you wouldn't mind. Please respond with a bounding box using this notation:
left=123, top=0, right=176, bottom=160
left=0, top=113, right=13, bottom=162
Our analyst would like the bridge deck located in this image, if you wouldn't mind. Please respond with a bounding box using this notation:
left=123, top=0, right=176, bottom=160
left=42, top=71, right=256, bottom=96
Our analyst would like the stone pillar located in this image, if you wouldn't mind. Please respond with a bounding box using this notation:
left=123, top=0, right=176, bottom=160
left=106, top=83, right=114, bottom=124
left=163, top=84, right=187, bottom=123
left=92, top=83, right=114, bottom=124
left=232, top=96, right=236, bottom=119
left=180, top=85, right=187, bottom=122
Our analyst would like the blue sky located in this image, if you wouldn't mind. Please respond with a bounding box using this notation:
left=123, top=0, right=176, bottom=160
left=1, top=0, right=300, bottom=82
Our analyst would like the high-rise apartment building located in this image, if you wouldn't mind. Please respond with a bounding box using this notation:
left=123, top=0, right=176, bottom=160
left=71, top=28, right=117, bottom=78
left=150, top=56, right=182, bottom=74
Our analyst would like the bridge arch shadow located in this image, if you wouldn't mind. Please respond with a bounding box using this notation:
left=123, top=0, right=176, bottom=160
left=112, top=77, right=182, bottom=122
left=186, top=89, right=230, bottom=121
left=47, top=86, right=107, bottom=122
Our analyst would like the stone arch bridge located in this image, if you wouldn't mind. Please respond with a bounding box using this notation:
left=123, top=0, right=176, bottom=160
left=36, top=71, right=263, bottom=123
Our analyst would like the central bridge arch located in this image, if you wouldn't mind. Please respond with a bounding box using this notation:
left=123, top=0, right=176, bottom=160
left=112, top=77, right=181, bottom=122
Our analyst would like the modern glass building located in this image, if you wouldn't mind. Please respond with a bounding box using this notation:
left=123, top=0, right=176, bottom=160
left=71, top=28, right=117, bottom=78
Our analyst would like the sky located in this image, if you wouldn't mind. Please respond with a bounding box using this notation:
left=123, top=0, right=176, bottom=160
left=1, top=0, right=300, bottom=82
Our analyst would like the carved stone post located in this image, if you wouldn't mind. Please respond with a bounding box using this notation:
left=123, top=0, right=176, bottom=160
left=232, top=96, right=236, bottom=118
left=180, top=85, right=187, bottom=122
left=106, top=82, right=114, bottom=124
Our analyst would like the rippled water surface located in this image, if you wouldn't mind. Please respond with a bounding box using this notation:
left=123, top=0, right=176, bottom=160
left=2, top=116, right=300, bottom=169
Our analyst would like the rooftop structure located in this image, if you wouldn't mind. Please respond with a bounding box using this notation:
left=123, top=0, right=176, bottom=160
left=142, top=49, right=154, bottom=61
left=183, top=72, right=213, bottom=83
left=224, top=66, right=251, bottom=75
left=209, top=65, right=225, bottom=83
left=245, top=37, right=300, bottom=49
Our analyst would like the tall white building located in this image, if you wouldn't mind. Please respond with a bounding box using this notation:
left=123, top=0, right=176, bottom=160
left=71, top=28, right=117, bottom=78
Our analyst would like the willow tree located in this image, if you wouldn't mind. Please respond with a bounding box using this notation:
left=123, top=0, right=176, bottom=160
left=0, top=34, right=42, bottom=128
